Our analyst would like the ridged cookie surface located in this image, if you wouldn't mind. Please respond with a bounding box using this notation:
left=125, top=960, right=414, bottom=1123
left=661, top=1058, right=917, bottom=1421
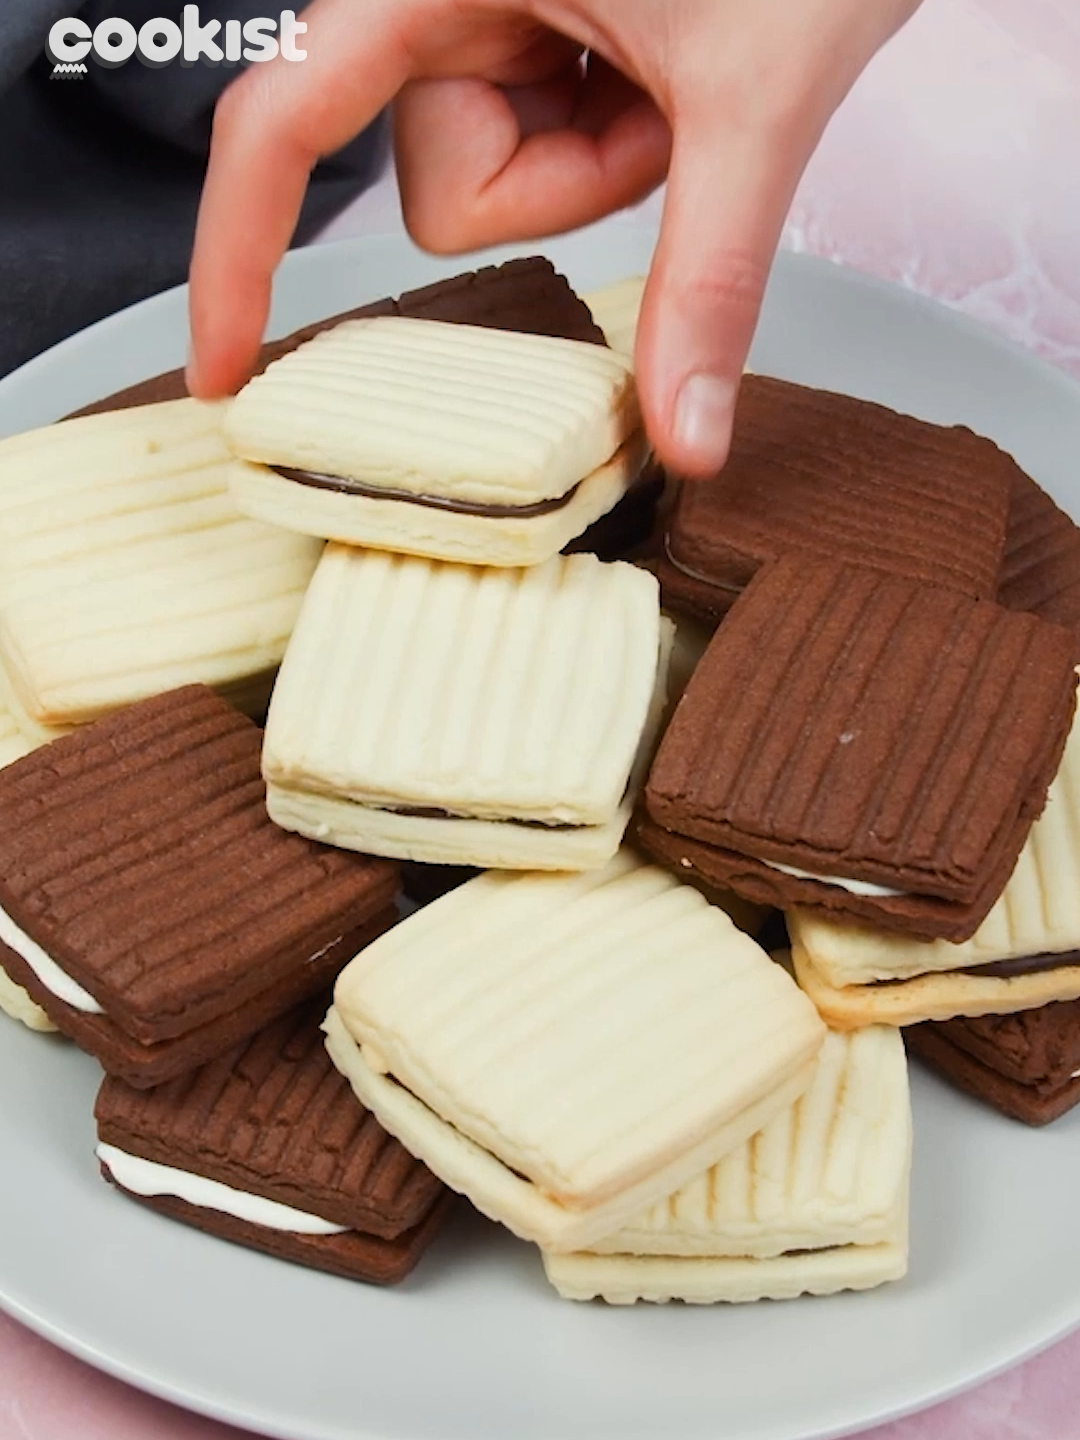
left=225, top=317, right=638, bottom=508
left=264, top=546, right=661, bottom=826
left=0, top=686, right=398, bottom=1056
left=646, top=555, right=1078, bottom=938
left=96, top=998, right=444, bottom=1237
left=789, top=688, right=1080, bottom=986
left=0, top=400, right=322, bottom=725
left=997, top=469, right=1080, bottom=635
left=591, top=1027, right=909, bottom=1256
left=332, top=851, right=825, bottom=1213
left=665, top=376, right=1013, bottom=600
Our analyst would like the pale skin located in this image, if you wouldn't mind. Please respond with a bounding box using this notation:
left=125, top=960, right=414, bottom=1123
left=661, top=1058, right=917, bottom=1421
left=186, top=0, right=923, bottom=476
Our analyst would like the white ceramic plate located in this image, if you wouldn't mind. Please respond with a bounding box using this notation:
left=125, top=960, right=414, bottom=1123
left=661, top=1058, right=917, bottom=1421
left=0, top=222, right=1078, bottom=1440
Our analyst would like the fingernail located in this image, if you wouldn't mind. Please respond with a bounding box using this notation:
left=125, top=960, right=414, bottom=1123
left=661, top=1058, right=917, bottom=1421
left=672, top=372, right=736, bottom=473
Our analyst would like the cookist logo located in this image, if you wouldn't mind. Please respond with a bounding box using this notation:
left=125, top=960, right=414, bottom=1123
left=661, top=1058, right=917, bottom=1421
left=47, top=5, right=307, bottom=78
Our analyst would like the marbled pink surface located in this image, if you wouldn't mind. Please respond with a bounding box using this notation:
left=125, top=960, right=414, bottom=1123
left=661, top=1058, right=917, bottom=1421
left=4, top=1, right=1079, bottom=1437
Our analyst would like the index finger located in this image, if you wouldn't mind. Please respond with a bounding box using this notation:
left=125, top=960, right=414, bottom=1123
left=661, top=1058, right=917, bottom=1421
left=186, top=0, right=411, bottom=397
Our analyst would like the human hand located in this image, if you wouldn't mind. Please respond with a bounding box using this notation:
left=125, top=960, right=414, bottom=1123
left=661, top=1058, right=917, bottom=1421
left=187, top=0, right=922, bottom=475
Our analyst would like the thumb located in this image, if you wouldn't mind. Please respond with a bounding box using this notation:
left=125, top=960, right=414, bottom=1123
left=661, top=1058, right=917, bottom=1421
left=635, top=111, right=810, bottom=477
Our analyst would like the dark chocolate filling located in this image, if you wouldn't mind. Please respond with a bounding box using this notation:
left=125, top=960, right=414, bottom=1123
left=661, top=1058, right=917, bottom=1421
left=959, top=949, right=1080, bottom=980
left=271, top=466, right=581, bottom=518
left=874, top=949, right=1080, bottom=987
left=383, top=803, right=578, bottom=831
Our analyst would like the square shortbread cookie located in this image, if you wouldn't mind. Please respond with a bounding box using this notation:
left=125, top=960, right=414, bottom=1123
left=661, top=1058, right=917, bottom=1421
left=326, top=851, right=825, bottom=1252
left=542, top=1026, right=910, bottom=1303
left=0, top=399, right=322, bottom=728
left=225, top=317, right=643, bottom=566
left=264, top=546, right=668, bottom=869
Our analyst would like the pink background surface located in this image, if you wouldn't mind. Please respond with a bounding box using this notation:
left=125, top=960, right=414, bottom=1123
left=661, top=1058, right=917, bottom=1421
left=4, top=1, right=1080, bottom=1436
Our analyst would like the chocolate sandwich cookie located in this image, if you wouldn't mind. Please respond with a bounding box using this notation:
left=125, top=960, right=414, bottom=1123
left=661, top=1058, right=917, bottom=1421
left=644, top=555, right=1078, bottom=942
left=71, top=257, right=606, bottom=417
left=997, top=468, right=1080, bottom=640
left=906, top=1000, right=1080, bottom=1125
left=95, top=999, right=450, bottom=1282
left=657, top=376, right=1016, bottom=626
left=0, top=686, right=398, bottom=1086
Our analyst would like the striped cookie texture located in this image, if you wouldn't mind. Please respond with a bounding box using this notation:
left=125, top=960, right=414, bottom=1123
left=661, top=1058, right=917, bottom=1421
left=665, top=376, right=1013, bottom=602
left=997, top=469, right=1080, bottom=637
left=95, top=998, right=448, bottom=1281
left=0, top=399, right=322, bottom=727
left=0, top=686, right=398, bottom=1084
left=328, top=851, right=826, bottom=1250
left=581, top=276, right=646, bottom=358
left=645, top=556, right=1078, bottom=941
left=587, top=1026, right=909, bottom=1257
left=542, top=1028, right=909, bottom=1303
left=789, top=689, right=1080, bottom=988
left=264, top=546, right=664, bottom=867
left=225, top=316, right=638, bottom=510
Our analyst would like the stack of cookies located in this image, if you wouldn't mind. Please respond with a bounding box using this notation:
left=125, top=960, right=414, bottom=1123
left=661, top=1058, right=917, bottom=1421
left=639, top=364, right=1080, bottom=1132
left=0, top=252, right=1075, bottom=1309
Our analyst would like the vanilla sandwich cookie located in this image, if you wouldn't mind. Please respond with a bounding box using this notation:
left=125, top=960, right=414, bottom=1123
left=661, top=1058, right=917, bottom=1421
left=325, top=852, right=826, bottom=1252
left=581, top=276, right=646, bottom=358
left=789, top=688, right=1080, bottom=1028
left=264, top=546, right=669, bottom=869
left=541, top=1026, right=909, bottom=1302
left=224, top=316, right=643, bottom=565
left=0, top=400, right=322, bottom=728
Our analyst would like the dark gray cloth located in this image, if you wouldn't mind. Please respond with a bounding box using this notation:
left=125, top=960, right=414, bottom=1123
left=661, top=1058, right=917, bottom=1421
left=0, top=1, right=385, bottom=377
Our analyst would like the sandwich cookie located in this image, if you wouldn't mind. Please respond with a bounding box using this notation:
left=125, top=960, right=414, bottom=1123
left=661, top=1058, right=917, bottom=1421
left=325, top=851, right=826, bottom=1253
left=0, top=686, right=398, bottom=1086
left=655, top=376, right=1015, bottom=627
left=95, top=998, right=450, bottom=1282
left=644, top=556, right=1078, bottom=942
left=263, top=546, right=670, bottom=870
left=224, top=316, right=645, bottom=567
left=906, top=1000, right=1080, bottom=1126
left=788, top=687, right=1080, bottom=1027
left=543, top=1025, right=910, bottom=1303
left=0, top=399, right=321, bottom=732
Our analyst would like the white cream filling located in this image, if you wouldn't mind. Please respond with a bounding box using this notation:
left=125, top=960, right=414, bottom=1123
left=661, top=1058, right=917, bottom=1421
left=762, top=860, right=908, bottom=899
left=96, top=1143, right=349, bottom=1236
left=0, top=901, right=103, bottom=1013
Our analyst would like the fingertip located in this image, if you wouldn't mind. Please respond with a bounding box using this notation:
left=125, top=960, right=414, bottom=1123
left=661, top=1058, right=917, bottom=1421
left=665, top=371, right=738, bottom=477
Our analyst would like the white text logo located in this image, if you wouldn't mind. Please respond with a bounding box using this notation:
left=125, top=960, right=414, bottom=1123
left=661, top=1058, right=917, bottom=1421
left=48, top=6, right=307, bottom=76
